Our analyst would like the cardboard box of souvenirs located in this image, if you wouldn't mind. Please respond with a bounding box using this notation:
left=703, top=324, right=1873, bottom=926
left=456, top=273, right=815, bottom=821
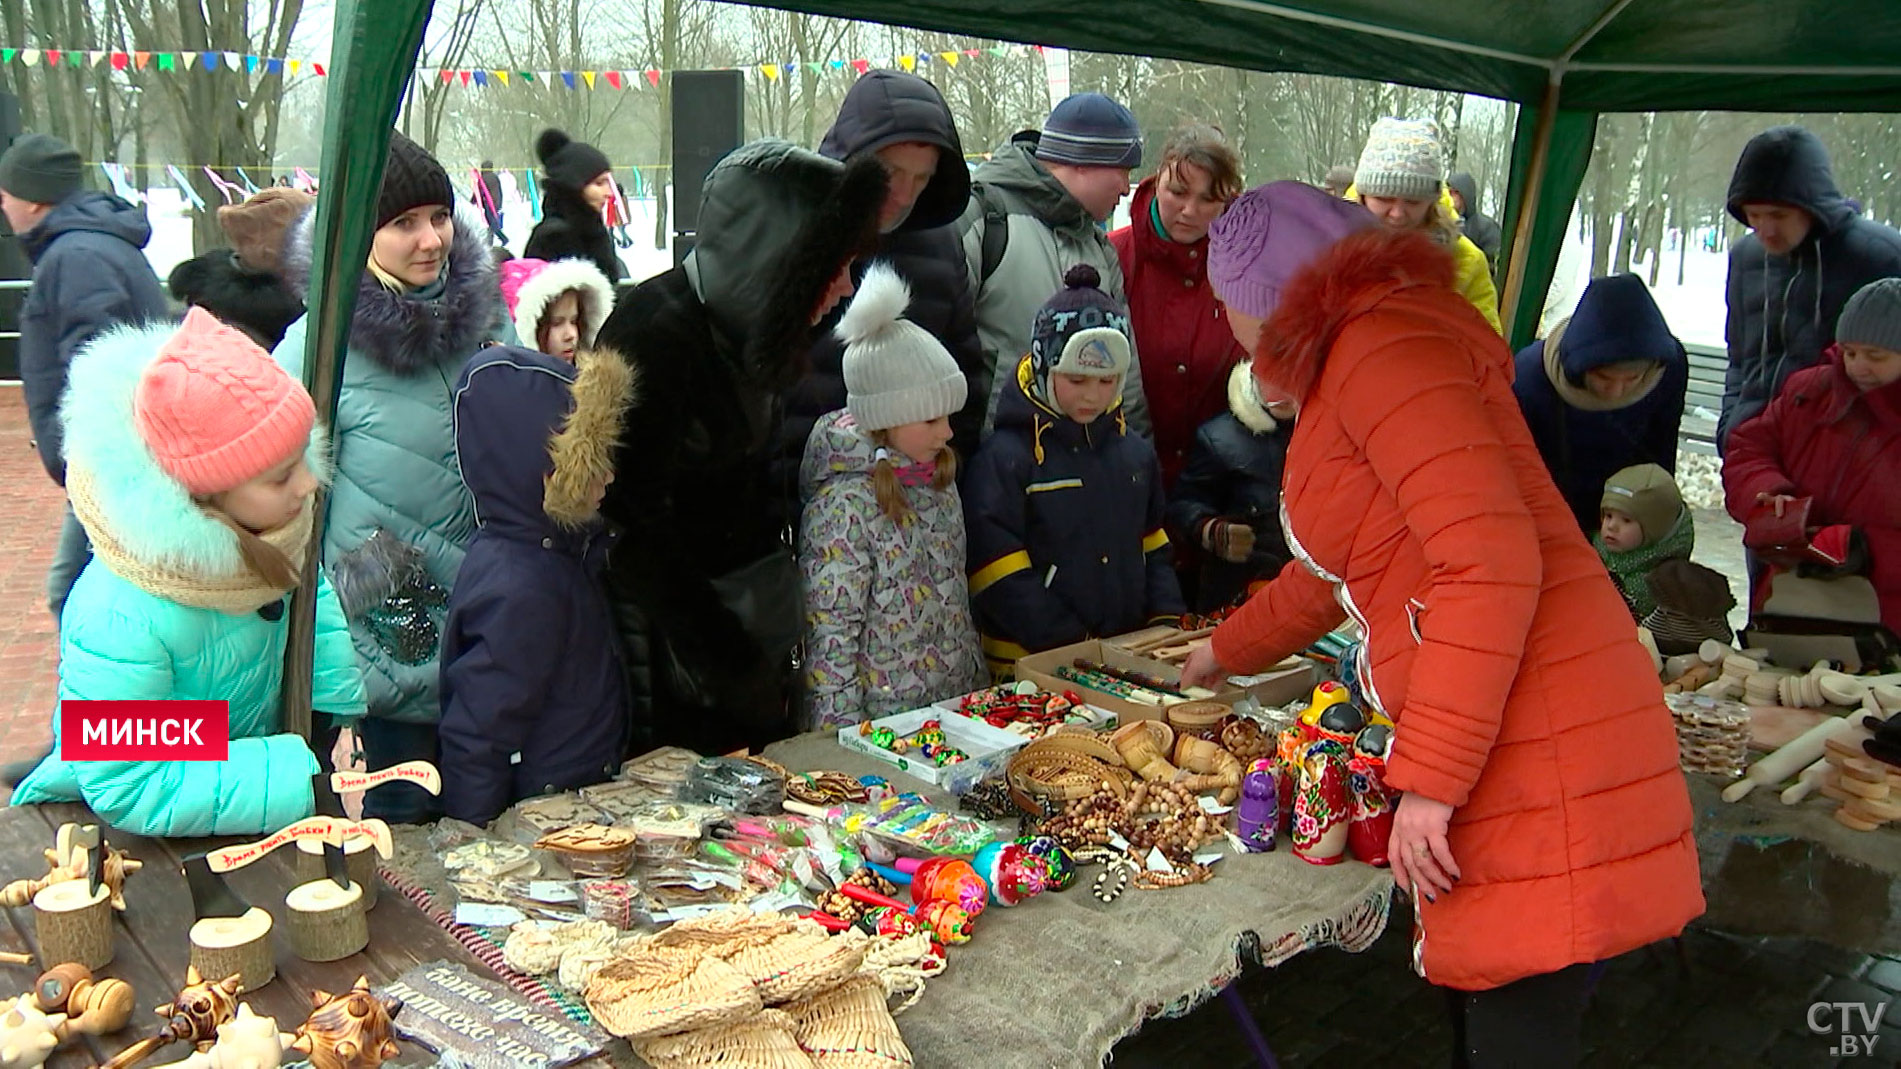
left=837, top=708, right=1031, bottom=793
left=931, top=688, right=1119, bottom=736
left=1014, top=634, right=1316, bottom=723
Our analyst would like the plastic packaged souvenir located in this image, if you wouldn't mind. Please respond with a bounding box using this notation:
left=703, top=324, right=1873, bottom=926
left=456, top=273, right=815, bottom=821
left=513, top=794, right=611, bottom=835
left=620, top=746, right=701, bottom=791
left=845, top=795, right=998, bottom=859
left=579, top=778, right=672, bottom=821
left=620, top=800, right=725, bottom=840
left=682, top=756, right=786, bottom=813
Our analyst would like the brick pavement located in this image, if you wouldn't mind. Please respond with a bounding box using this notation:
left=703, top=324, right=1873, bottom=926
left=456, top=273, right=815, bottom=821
left=0, top=388, right=65, bottom=764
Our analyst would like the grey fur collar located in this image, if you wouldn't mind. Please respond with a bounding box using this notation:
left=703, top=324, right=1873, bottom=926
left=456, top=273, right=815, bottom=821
left=280, top=202, right=501, bottom=375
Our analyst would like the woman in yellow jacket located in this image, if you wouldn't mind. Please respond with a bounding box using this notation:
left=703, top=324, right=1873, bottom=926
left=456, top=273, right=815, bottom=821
left=1346, top=117, right=1502, bottom=334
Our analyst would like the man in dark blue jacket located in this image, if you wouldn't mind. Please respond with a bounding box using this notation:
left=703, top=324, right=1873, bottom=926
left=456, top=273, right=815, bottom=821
left=777, top=70, right=981, bottom=518
left=1, top=132, right=168, bottom=619
left=1720, top=126, right=1901, bottom=449
left=439, top=344, right=632, bottom=826
left=1513, top=274, right=1688, bottom=536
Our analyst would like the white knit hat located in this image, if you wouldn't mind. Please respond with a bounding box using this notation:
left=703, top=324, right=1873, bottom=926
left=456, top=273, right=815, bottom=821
left=840, top=262, right=967, bottom=431
left=1354, top=117, right=1445, bottom=201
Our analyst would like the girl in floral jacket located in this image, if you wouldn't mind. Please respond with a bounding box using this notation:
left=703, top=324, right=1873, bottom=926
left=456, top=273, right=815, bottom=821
left=799, top=262, right=985, bottom=728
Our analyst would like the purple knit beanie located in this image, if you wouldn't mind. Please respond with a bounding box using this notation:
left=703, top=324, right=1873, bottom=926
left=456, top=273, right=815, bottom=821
left=1208, top=181, right=1376, bottom=320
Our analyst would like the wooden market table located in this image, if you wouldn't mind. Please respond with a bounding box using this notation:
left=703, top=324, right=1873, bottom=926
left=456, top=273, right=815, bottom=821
left=760, top=732, right=1396, bottom=1068
left=0, top=799, right=599, bottom=1068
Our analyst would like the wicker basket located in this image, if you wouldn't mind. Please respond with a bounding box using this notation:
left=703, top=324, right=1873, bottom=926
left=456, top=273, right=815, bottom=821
left=1020, top=731, right=1125, bottom=767
left=786, top=973, right=913, bottom=1069
left=634, top=1008, right=815, bottom=1068
left=1167, top=700, right=1230, bottom=741
left=1005, top=745, right=1129, bottom=814
left=716, top=928, right=870, bottom=1005
left=585, top=944, right=762, bottom=1039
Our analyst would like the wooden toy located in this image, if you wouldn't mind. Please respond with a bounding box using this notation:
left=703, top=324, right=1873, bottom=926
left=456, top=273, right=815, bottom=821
left=183, top=857, right=275, bottom=993
left=2, top=823, right=140, bottom=912
left=97, top=967, right=242, bottom=1069
left=285, top=977, right=402, bottom=1069
left=1291, top=741, right=1351, bottom=865
left=33, top=963, right=134, bottom=1040
left=149, top=1004, right=292, bottom=1069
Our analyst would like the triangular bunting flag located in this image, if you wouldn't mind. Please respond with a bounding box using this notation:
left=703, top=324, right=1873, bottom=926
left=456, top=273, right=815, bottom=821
left=20, top=49, right=40, bottom=66
left=561, top=71, right=576, bottom=89
left=109, top=51, right=129, bottom=70
left=66, top=51, right=84, bottom=67
left=90, top=51, right=109, bottom=68
left=288, top=58, right=300, bottom=75
left=472, top=69, right=488, bottom=86
left=493, top=70, right=508, bottom=85
left=43, top=49, right=60, bottom=66
left=964, top=48, right=980, bottom=57
left=830, top=58, right=844, bottom=70
left=527, top=71, right=543, bottom=83
left=439, top=68, right=455, bottom=84
left=761, top=63, right=779, bottom=81
left=245, top=54, right=259, bottom=73
left=134, top=50, right=150, bottom=69
left=267, top=57, right=283, bottom=75
left=897, top=54, right=915, bottom=72
left=311, top=61, right=325, bottom=75
left=644, top=68, right=660, bottom=87
left=156, top=52, right=173, bottom=70
left=1, top=48, right=14, bottom=64
left=940, top=51, right=959, bottom=66
left=202, top=53, right=219, bottom=71
left=603, top=70, right=623, bottom=89
left=805, top=62, right=822, bottom=75
left=851, top=58, right=869, bottom=75
left=182, top=50, right=197, bottom=67
left=458, top=69, right=471, bottom=86
left=223, top=51, right=242, bottom=71
left=581, top=70, right=596, bottom=89
left=916, top=53, right=931, bottom=66
left=986, top=47, right=1007, bottom=56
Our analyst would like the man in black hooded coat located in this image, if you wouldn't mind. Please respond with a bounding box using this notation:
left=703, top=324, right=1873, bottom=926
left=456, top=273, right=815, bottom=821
left=1720, top=125, right=1901, bottom=448
left=595, top=140, right=885, bottom=757
left=775, top=70, right=982, bottom=508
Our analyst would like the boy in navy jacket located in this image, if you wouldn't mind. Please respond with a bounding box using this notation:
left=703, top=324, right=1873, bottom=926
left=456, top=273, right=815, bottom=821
left=440, top=345, right=634, bottom=825
left=964, top=265, right=1184, bottom=675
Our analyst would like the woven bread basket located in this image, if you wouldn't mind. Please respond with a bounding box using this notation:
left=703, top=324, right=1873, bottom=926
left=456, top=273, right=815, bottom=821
left=633, top=1008, right=815, bottom=1068
left=786, top=973, right=914, bottom=1069
left=585, top=943, right=761, bottom=1039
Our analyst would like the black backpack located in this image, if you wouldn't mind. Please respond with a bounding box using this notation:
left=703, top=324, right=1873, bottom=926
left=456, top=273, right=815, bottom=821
left=974, top=185, right=1010, bottom=287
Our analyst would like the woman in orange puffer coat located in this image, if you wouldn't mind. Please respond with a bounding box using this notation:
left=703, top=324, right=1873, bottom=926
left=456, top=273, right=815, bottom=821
left=1183, top=182, right=1703, bottom=1068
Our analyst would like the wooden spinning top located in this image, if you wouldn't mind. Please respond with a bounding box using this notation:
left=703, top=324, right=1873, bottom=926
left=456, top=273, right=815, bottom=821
left=33, top=963, right=134, bottom=1039
left=286, top=977, right=402, bottom=1069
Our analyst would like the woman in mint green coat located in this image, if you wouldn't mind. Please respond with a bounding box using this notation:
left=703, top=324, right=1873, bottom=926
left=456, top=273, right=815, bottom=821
left=11, top=309, right=365, bottom=838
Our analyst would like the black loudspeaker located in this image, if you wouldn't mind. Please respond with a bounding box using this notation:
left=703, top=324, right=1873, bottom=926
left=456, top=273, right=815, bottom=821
left=670, top=69, right=744, bottom=266
left=0, top=91, right=28, bottom=382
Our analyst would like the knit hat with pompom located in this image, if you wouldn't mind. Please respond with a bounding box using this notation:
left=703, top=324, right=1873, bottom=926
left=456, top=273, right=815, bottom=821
left=839, top=262, right=967, bottom=431
left=536, top=128, right=612, bottom=194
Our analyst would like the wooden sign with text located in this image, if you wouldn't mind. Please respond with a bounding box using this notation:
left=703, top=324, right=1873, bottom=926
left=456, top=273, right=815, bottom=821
left=378, top=961, right=604, bottom=1069
left=206, top=817, right=394, bottom=873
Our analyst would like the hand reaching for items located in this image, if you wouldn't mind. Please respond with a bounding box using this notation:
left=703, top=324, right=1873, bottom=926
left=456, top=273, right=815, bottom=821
left=1387, top=792, right=1459, bottom=902
left=1178, top=643, right=1228, bottom=691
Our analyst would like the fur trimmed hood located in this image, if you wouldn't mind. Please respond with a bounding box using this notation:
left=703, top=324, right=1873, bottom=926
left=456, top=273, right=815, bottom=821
left=279, top=201, right=502, bottom=375
left=1256, top=227, right=1460, bottom=403
left=454, top=344, right=635, bottom=541
left=502, top=256, right=616, bottom=351
left=1227, top=359, right=1279, bottom=434
left=58, top=319, right=330, bottom=577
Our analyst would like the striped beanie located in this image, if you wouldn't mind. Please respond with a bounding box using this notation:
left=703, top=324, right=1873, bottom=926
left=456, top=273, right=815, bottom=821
left=1354, top=117, right=1445, bottom=201
left=1035, top=93, right=1143, bottom=170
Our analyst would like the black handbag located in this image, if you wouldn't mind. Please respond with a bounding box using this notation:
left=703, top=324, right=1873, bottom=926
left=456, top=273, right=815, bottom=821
left=655, top=542, right=804, bottom=716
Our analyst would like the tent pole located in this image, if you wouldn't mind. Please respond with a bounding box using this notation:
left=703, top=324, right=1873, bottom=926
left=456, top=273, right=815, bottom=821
left=1499, top=78, right=1561, bottom=344
left=281, top=0, right=435, bottom=740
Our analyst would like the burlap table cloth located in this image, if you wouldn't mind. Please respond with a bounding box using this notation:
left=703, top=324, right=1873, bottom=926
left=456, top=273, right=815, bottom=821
left=763, top=732, right=1395, bottom=1067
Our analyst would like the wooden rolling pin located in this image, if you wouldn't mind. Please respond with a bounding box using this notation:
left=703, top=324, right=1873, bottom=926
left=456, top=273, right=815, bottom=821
left=1726, top=702, right=1893, bottom=803
left=1778, top=757, right=1833, bottom=805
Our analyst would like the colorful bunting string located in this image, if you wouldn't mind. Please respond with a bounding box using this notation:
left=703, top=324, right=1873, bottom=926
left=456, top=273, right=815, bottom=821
left=1, top=43, right=1037, bottom=88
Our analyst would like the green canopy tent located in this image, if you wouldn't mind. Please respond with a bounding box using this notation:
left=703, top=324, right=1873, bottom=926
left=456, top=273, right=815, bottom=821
left=285, top=0, right=1901, bottom=723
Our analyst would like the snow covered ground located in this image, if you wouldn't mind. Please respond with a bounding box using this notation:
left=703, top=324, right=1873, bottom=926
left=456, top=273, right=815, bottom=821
left=135, top=184, right=1735, bottom=349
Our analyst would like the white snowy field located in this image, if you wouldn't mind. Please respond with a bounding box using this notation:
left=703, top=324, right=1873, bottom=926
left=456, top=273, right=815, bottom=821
left=136, top=186, right=1732, bottom=349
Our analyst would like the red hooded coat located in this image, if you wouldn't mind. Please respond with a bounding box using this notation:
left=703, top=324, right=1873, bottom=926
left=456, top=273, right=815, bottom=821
left=1722, top=349, right=1901, bottom=632
left=1109, top=177, right=1245, bottom=489
left=1209, top=228, right=1703, bottom=991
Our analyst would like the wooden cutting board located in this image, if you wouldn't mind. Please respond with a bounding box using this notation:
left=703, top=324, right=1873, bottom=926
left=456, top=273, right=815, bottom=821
left=1745, top=705, right=1838, bottom=752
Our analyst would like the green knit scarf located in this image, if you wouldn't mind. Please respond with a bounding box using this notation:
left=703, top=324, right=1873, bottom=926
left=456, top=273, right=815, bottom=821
left=1595, top=507, right=1695, bottom=620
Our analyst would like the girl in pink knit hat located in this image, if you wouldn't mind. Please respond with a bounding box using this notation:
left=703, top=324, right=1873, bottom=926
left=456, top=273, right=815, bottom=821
left=499, top=256, right=615, bottom=363
left=9, top=306, right=367, bottom=838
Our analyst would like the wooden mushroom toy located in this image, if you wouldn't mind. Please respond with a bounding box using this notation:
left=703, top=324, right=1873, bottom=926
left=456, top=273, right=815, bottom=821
left=286, top=978, right=402, bottom=1069
left=97, top=967, right=241, bottom=1069
left=33, top=963, right=134, bottom=1041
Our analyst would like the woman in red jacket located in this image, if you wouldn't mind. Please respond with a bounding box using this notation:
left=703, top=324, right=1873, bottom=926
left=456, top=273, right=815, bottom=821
left=1182, top=182, right=1702, bottom=1067
left=1108, top=124, right=1243, bottom=490
left=1723, top=278, right=1901, bottom=633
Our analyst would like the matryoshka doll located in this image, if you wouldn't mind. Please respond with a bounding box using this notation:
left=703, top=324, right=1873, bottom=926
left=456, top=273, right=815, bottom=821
left=1291, top=740, right=1351, bottom=865
left=1345, top=721, right=1395, bottom=867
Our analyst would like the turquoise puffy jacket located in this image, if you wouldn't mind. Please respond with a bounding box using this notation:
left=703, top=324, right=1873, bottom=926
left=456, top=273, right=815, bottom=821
left=273, top=203, right=509, bottom=725
left=10, top=319, right=367, bottom=838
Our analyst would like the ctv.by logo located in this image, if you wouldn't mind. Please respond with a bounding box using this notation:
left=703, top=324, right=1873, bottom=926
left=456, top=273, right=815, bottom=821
left=1807, top=1000, right=1888, bottom=1057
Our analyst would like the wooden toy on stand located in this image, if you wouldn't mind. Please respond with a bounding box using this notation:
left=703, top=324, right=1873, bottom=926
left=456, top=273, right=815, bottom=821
left=31, top=826, right=114, bottom=971
left=183, top=856, right=276, bottom=993
left=297, top=763, right=439, bottom=912
left=1, top=823, right=141, bottom=912
left=203, top=816, right=394, bottom=963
